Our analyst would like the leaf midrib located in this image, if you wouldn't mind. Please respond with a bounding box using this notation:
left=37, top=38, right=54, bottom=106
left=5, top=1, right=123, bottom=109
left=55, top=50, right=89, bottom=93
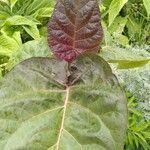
left=55, top=86, right=70, bottom=150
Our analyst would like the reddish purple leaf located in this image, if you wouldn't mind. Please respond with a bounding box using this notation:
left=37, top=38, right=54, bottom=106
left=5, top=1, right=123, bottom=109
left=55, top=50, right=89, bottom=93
left=48, top=0, right=103, bottom=62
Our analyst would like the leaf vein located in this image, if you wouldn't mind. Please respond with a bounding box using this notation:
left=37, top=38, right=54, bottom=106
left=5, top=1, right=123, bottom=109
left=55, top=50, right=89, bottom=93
left=55, top=87, right=70, bottom=150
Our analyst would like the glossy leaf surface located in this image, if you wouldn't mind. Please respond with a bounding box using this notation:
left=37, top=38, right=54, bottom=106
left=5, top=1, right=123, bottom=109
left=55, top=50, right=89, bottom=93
left=48, top=0, right=103, bottom=62
left=0, top=55, right=127, bottom=149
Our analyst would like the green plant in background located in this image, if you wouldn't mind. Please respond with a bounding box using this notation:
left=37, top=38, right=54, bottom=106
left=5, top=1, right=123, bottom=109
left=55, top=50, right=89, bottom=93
left=123, top=0, right=150, bottom=45
left=125, top=92, right=150, bottom=150
left=101, top=0, right=150, bottom=45
left=0, top=0, right=56, bottom=46
left=0, top=0, right=56, bottom=78
left=0, top=0, right=55, bottom=40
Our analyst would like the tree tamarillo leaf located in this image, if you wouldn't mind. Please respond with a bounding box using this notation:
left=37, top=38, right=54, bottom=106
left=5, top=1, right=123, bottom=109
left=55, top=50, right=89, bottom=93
left=0, top=55, right=127, bottom=150
left=48, top=0, right=103, bottom=62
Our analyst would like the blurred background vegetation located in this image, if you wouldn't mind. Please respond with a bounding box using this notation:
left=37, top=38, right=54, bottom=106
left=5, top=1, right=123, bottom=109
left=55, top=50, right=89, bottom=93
left=0, top=0, right=150, bottom=149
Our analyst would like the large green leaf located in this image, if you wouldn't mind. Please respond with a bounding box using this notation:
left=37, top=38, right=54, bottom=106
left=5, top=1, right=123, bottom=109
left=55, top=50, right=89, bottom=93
left=0, top=55, right=127, bottom=149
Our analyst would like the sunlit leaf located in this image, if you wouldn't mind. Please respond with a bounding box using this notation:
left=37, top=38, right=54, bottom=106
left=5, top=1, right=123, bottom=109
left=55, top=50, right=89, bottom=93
left=33, top=7, right=54, bottom=18
left=108, top=16, right=128, bottom=34
left=25, top=0, right=56, bottom=15
left=143, top=0, right=150, bottom=17
left=3, top=15, right=40, bottom=26
left=0, top=32, right=21, bottom=56
left=109, top=0, right=128, bottom=26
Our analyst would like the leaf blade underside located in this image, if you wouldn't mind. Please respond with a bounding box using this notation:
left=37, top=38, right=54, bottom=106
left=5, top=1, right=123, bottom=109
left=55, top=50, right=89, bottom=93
left=48, top=0, right=103, bottom=62
left=0, top=55, right=127, bottom=150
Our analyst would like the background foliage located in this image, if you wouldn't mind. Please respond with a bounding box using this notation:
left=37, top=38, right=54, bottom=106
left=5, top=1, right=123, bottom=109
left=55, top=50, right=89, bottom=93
left=0, top=0, right=150, bottom=149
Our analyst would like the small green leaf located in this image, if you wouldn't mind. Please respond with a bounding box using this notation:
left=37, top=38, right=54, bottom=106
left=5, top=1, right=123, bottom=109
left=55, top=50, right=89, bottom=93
left=33, top=7, right=54, bottom=18
left=109, top=0, right=128, bottom=26
left=12, top=31, right=22, bottom=46
left=10, top=0, right=18, bottom=10
left=0, top=32, right=21, bottom=56
left=3, top=15, right=40, bottom=26
left=23, top=25, right=40, bottom=39
left=134, top=135, right=139, bottom=148
left=108, top=16, right=128, bottom=34
left=143, top=0, right=150, bottom=17
left=101, top=46, right=150, bottom=69
left=25, top=0, right=56, bottom=15
left=116, top=60, right=149, bottom=69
